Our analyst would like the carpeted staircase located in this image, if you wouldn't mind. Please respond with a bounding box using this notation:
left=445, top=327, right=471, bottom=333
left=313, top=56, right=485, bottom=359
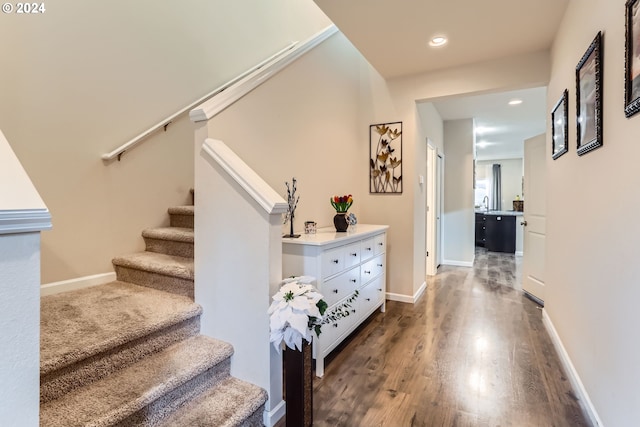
left=40, top=202, right=268, bottom=426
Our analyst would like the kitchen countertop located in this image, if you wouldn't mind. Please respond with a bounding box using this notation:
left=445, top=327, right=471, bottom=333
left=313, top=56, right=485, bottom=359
left=475, top=209, right=523, bottom=216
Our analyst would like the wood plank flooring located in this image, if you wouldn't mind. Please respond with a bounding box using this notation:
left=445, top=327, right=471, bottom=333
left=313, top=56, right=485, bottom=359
left=275, top=249, right=591, bottom=427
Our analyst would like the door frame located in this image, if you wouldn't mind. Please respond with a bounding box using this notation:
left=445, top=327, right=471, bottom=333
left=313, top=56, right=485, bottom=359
left=426, top=139, right=443, bottom=276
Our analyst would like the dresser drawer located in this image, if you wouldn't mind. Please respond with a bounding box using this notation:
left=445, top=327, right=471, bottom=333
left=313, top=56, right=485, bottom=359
left=359, top=276, right=385, bottom=315
left=373, top=233, right=386, bottom=256
left=322, top=268, right=359, bottom=307
left=343, top=242, right=361, bottom=269
left=318, top=303, right=359, bottom=354
left=361, top=254, right=385, bottom=283
left=361, top=237, right=376, bottom=261
left=321, top=246, right=345, bottom=277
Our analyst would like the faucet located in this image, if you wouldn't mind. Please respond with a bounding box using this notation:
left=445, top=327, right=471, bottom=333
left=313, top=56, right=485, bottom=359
left=482, top=195, right=489, bottom=212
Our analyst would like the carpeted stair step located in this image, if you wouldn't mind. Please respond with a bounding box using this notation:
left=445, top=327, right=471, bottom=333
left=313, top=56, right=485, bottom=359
left=169, top=205, right=194, bottom=229
left=112, top=252, right=194, bottom=298
left=142, top=227, right=194, bottom=258
left=40, top=281, right=202, bottom=403
left=40, top=335, right=235, bottom=427
left=156, top=377, right=267, bottom=427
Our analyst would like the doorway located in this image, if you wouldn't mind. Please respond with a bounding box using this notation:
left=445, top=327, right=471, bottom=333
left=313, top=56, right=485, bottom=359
left=426, top=139, right=443, bottom=276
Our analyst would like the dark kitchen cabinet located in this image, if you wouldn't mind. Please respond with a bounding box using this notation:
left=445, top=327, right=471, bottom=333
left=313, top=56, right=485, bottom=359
left=475, top=213, right=486, bottom=247
left=485, top=214, right=516, bottom=253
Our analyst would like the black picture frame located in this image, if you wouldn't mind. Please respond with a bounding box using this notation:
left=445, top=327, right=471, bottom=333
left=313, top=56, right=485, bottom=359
left=551, top=89, right=569, bottom=160
left=370, top=121, right=402, bottom=194
left=625, top=0, right=640, bottom=117
left=576, top=31, right=603, bottom=156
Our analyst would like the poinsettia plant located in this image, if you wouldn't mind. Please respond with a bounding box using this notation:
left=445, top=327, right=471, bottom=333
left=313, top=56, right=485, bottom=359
left=330, top=195, right=353, bottom=213
left=268, top=276, right=359, bottom=352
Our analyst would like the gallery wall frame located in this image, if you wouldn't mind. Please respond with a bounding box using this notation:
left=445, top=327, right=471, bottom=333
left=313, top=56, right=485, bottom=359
left=370, top=122, right=402, bottom=194
left=551, top=89, right=569, bottom=160
left=625, top=0, right=640, bottom=117
left=576, top=31, right=603, bottom=156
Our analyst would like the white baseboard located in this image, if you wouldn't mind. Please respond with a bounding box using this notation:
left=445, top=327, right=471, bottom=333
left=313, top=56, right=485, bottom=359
left=264, top=399, right=285, bottom=427
left=386, top=281, right=427, bottom=304
left=515, top=251, right=523, bottom=256
left=542, top=309, right=603, bottom=427
left=41, top=272, right=116, bottom=296
left=442, top=259, right=474, bottom=267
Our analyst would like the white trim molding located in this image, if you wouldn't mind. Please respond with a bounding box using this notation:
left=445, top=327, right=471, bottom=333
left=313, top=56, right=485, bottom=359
left=41, top=272, right=116, bottom=297
left=201, top=139, right=287, bottom=215
left=542, top=309, right=603, bottom=427
left=0, top=208, right=51, bottom=235
left=386, top=281, right=427, bottom=304
left=264, top=400, right=285, bottom=427
left=190, top=25, right=338, bottom=122
left=442, top=259, right=474, bottom=268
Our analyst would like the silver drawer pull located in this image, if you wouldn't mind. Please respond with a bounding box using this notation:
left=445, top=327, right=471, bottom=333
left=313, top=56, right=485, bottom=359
left=350, top=279, right=357, bottom=283
left=378, top=288, right=382, bottom=291
left=333, top=324, right=338, bottom=328
left=350, top=253, right=358, bottom=256
left=364, top=270, right=371, bottom=274
left=366, top=298, right=371, bottom=301
left=333, top=289, right=338, bottom=293
left=332, top=259, right=339, bottom=264
left=377, top=263, right=383, bottom=267
left=351, top=309, right=356, bottom=313
left=365, top=247, right=372, bottom=251
left=378, top=242, right=383, bottom=246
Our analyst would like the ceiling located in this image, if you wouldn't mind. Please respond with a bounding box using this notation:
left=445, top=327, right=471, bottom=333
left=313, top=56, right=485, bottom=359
left=431, top=87, right=547, bottom=160
left=313, top=0, right=568, bottom=160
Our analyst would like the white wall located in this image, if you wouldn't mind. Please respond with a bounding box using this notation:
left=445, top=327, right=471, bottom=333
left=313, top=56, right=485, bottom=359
left=0, top=0, right=331, bottom=284
left=546, top=0, right=640, bottom=424
left=442, top=119, right=475, bottom=266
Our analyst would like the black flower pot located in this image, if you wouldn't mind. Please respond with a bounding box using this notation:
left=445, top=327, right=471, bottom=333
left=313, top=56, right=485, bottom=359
left=333, top=212, right=349, bottom=232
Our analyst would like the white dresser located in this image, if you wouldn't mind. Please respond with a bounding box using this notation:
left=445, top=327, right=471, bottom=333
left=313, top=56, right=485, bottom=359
left=282, top=224, right=388, bottom=377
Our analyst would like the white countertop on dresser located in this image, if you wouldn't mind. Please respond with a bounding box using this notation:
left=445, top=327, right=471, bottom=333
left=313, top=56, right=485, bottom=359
left=282, top=224, right=389, bottom=247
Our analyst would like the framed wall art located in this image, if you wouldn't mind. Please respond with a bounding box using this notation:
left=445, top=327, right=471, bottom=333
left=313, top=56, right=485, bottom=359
left=551, top=89, right=569, bottom=160
left=370, top=122, right=402, bottom=194
left=576, top=31, right=603, bottom=156
left=625, top=0, right=640, bottom=117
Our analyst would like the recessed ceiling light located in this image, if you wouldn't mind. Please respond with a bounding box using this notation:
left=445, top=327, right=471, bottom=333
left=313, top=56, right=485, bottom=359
left=508, top=99, right=523, bottom=106
left=429, top=36, right=448, bottom=47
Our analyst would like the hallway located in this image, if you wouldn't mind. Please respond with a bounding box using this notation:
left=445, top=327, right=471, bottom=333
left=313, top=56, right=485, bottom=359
left=282, top=249, right=591, bottom=426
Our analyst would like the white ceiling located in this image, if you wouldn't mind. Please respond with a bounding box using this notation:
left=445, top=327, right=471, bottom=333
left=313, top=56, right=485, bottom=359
left=313, top=0, right=566, bottom=160
left=313, top=0, right=569, bottom=78
left=431, top=87, right=548, bottom=160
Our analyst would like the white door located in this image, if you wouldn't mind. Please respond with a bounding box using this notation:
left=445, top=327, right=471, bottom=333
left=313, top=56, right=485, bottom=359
left=522, top=133, right=546, bottom=304
left=426, top=142, right=437, bottom=275
left=436, top=153, right=443, bottom=268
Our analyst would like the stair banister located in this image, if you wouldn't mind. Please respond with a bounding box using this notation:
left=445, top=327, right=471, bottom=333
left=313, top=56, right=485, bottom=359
left=101, top=41, right=299, bottom=162
left=195, top=138, right=286, bottom=427
left=0, top=128, right=51, bottom=425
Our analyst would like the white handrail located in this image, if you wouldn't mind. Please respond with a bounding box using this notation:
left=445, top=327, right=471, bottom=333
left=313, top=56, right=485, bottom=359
left=200, top=139, right=287, bottom=215
left=101, top=42, right=299, bottom=162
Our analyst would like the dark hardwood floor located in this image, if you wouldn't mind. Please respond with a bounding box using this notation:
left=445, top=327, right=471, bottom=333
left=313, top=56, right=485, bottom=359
left=275, top=249, right=591, bottom=426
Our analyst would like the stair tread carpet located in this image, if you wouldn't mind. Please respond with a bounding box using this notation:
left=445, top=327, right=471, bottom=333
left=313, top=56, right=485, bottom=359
left=168, top=205, right=194, bottom=216
left=112, top=251, right=194, bottom=280
left=41, top=281, right=201, bottom=375
left=157, top=376, right=267, bottom=427
left=142, top=227, right=194, bottom=243
left=40, top=335, right=233, bottom=427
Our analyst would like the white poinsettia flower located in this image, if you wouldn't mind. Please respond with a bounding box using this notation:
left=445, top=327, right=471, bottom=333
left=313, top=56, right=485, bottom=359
left=268, top=276, right=326, bottom=352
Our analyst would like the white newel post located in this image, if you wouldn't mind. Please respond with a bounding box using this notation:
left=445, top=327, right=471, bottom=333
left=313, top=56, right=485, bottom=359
left=194, top=124, right=286, bottom=426
left=0, top=130, right=51, bottom=426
